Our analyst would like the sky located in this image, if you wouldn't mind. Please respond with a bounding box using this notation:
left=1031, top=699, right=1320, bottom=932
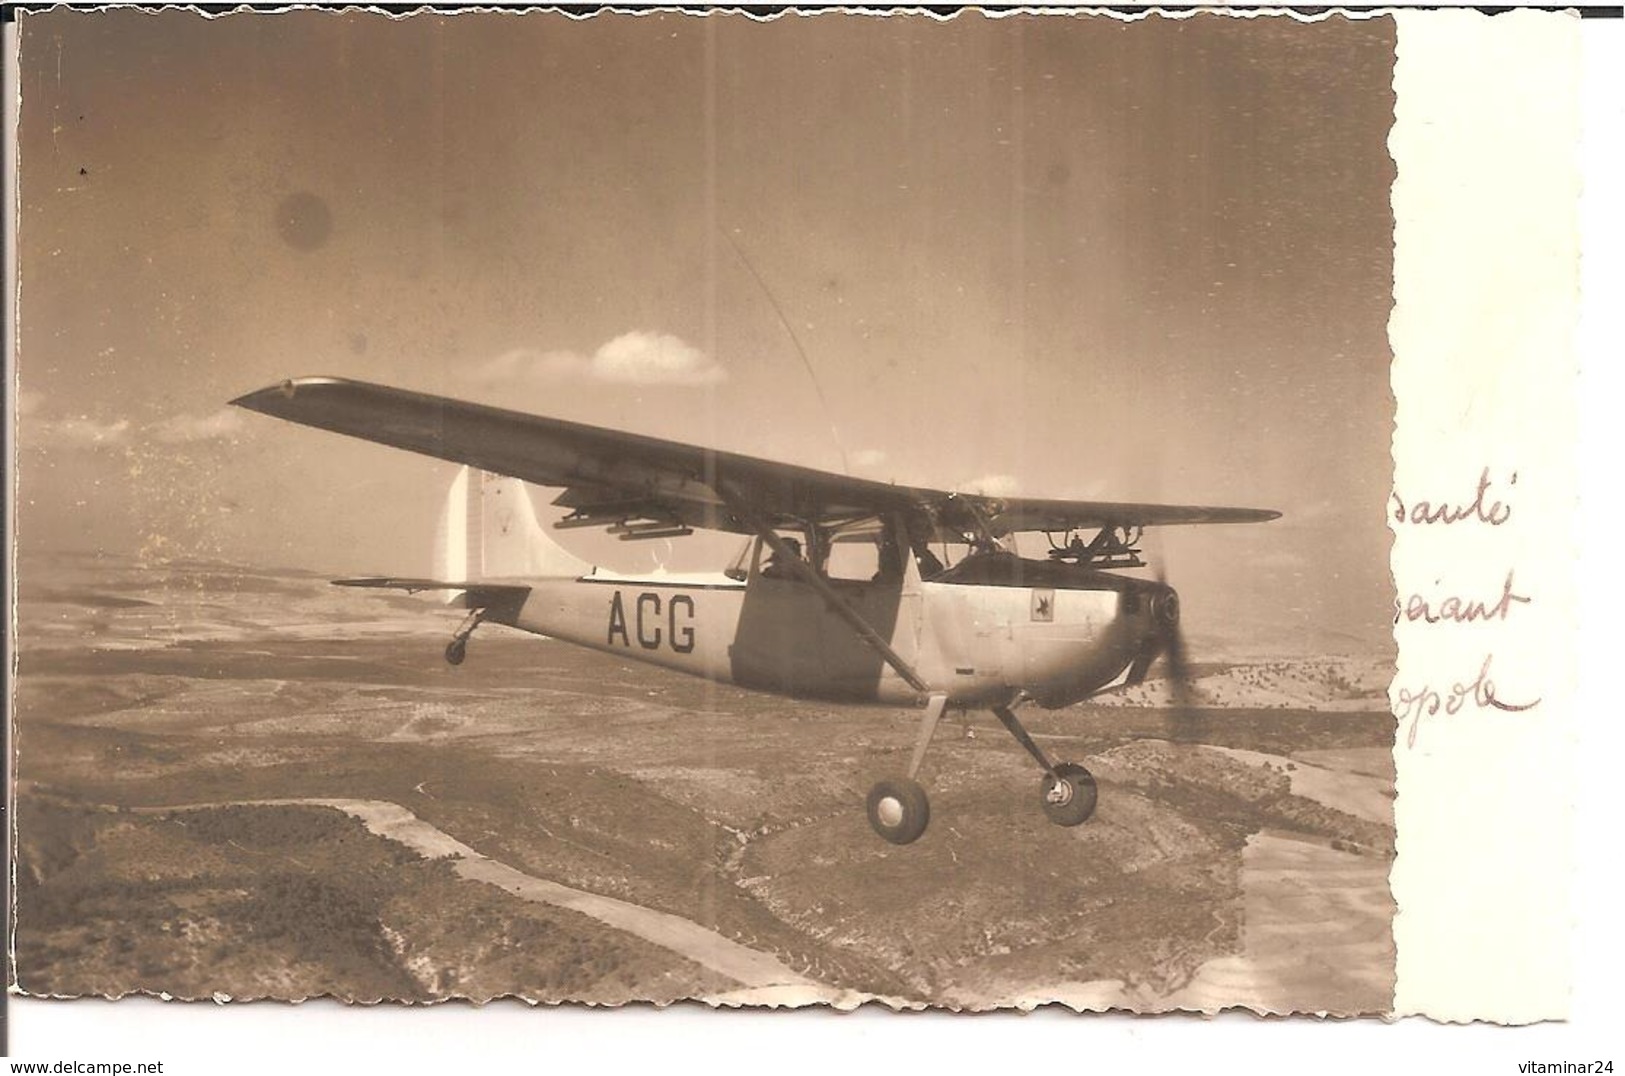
left=13, top=9, right=1397, bottom=656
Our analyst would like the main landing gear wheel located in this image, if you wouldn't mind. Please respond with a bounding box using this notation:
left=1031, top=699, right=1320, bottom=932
left=444, top=608, right=486, bottom=667
left=867, top=777, right=931, bottom=845
left=1040, top=762, right=1098, bottom=827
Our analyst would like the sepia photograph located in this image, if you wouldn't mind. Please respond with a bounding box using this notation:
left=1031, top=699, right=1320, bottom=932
left=9, top=7, right=1402, bottom=1015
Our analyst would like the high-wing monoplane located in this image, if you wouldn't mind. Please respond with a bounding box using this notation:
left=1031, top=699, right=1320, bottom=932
left=232, top=377, right=1278, bottom=844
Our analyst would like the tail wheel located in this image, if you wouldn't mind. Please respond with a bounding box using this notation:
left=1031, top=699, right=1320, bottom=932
left=445, top=639, right=467, bottom=666
left=1040, top=763, right=1098, bottom=827
left=866, top=778, right=931, bottom=845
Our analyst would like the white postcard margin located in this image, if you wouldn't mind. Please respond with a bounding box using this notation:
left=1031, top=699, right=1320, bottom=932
left=1390, top=8, right=1581, bottom=1024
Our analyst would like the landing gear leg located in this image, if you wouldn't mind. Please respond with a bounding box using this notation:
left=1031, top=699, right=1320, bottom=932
left=991, top=704, right=1098, bottom=827
left=866, top=693, right=947, bottom=845
left=445, top=608, right=487, bottom=667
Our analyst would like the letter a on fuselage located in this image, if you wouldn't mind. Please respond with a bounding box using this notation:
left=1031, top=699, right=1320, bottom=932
left=608, top=591, right=631, bottom=647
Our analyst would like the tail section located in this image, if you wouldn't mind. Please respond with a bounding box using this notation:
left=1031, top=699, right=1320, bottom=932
left=435, top=467, right=592, bottom=582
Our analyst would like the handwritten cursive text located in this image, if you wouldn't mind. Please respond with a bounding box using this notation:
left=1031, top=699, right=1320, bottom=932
left=1391, top=467, right=1516, bottom=526
left=1396, top=569, right=1533, bottom=625
left=1396, top=653, right=1541, bottom=748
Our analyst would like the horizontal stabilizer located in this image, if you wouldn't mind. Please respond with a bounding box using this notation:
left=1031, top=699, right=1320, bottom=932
left=333, top=576, right=527, bottom=593
left=332, top=577, right=531, bottom=615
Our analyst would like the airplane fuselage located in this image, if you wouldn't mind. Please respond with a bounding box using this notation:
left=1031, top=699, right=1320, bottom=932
left=498, top=558, right=1172, bottom=709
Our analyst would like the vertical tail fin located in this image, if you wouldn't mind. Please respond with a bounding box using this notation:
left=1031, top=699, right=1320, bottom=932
left=435, top=466, right=592, bottom=583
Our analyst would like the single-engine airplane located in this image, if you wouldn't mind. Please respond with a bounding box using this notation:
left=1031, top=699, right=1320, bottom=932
left=232, top=376, right=1278, bottom=845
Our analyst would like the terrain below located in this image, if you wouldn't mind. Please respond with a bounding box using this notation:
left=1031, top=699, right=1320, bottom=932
left=12, top=552, right=1397, bottom=1012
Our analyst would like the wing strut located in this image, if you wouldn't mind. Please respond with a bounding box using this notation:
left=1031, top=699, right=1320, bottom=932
left=716, top=484, right=934, bottom=696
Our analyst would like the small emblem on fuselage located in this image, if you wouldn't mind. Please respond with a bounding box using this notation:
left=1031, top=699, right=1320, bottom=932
left=1031, top=588, right=1055, bottom=622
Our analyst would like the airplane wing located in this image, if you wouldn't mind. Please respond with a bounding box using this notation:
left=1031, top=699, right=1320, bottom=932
left=232, top=377, right=1279, bottom=539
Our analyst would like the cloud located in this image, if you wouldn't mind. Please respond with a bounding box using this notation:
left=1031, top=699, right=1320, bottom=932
left=35, top=415, right=131, bottom=447
left=956, top=473, right=1021, bottom=497
left=151, top=408, right=247, bottom=444
left=466, top=332, right=725, bottom=389
left=851, top=448, right=888, bottom=469
left=590, top=331, right=724, bottom=386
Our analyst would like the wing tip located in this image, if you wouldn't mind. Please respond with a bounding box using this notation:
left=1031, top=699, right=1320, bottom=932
left=229, top=375, right=356, bottom=411
left=1214, top=508, right=1281, bottom=525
